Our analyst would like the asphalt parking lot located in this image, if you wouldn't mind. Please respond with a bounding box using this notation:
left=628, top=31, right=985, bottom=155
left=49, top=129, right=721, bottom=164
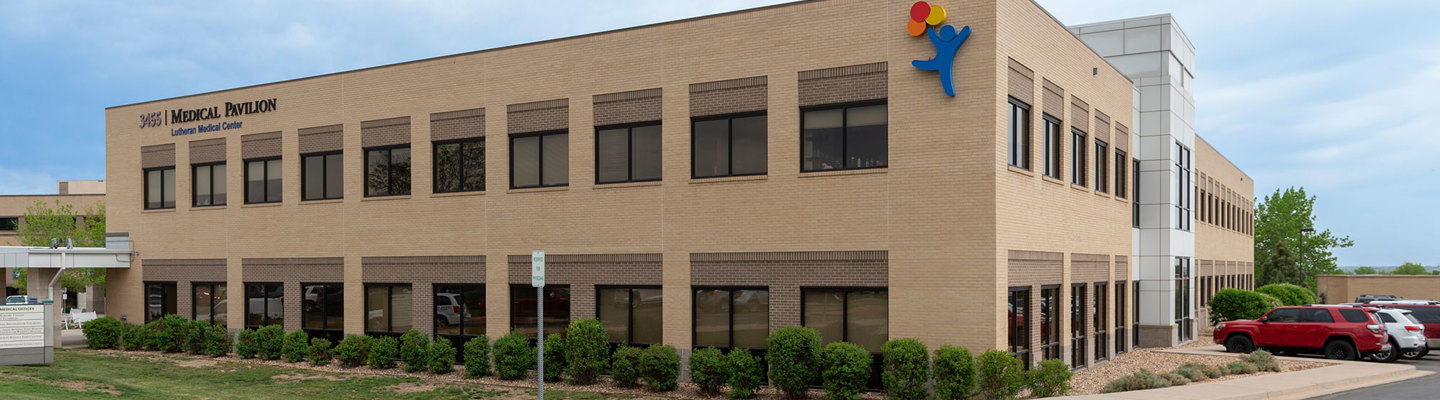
left=1309, top=352, right=1439, bottom=399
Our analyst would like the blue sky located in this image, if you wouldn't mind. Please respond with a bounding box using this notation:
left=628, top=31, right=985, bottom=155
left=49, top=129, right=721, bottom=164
left=0, top=0, right=1435, bottom=266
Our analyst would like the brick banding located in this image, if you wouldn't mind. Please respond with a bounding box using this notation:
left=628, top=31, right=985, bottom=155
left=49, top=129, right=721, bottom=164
left=690, top=251, right=888, bottom=334
left=507, top=99, right=569, bottom=134
left=298, top=124, right=344, bottom=154
left=241, top=131, right=283, bottom=159
left=188, top=138, right=226, bottom=164
left=593, top=88, right=662, bottom=127
left=362, top=255, right=485, bottom=335
left=798, top=62, right=887, bottom=107
left=431, top=108, right=485, bottom=141
left=689, top=76, right=767, bottom=117
left=507, top=253, right=662, bottom=320
left=361, top=116, right=412, bottom=148
left=140, top=144, right=176, bottom=169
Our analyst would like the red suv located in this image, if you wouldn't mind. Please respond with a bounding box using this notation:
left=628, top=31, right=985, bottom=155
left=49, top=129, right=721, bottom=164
left=1213, top=305, right=1389, bottom=360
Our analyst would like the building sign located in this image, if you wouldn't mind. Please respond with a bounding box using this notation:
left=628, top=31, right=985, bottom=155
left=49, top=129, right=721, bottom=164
left=908, top=2, right=971, bottom=97
left=137, top=98, right=278, bottom=137
left=0, top=305, right=45, bottom=350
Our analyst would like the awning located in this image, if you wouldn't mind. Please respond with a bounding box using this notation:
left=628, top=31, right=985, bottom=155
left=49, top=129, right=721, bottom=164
left=0, top=246, right=133, bottom=269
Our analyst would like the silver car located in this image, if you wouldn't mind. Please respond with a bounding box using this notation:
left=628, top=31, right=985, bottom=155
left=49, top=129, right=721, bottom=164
left=5, top=295, right=28, bottom=304
left=1369, top=308, right=1426, bottom=362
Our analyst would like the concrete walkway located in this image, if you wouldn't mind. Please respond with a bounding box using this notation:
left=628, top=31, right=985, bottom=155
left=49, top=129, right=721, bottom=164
left=1059, top=346, right=1431, bottom=399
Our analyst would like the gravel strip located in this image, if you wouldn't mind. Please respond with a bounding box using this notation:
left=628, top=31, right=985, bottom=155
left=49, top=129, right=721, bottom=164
left=1068, top=347, right=1330, bottom=395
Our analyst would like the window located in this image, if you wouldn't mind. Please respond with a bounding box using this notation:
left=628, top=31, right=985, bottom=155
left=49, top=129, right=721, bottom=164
left=1115, top=150, right=1127, bottom=199
left=145, top=167, right=177, bottom=209
left=1093, top=282, right=1107, bottom=361
left=1094, top=140, right=1108, bottom=193
left=1339, top=309, right=1370, bottom=323
left=434, top=284, right=485, bottom=362
left=694, top=288, right=769, bottom=349
left=1040, top=286, right=1060, bottom=360
left=595, top=123, right=662, bottom=184
left=364, top=284, right=413, bottom=335
left=1132, top=159, right=1141, bottom=227
left=693, top=114, right=767, bottom=178
left=598, top=287, right=663, bottom=345
left=192, top=282, right=226, bottom=327
left=1071, top=284, right=1086, bottom=368
left=302, top=283, right=344, bottom=342
left=511, top=131, right=569, bottom=188
left=365, top=146, right=411, bottom=197
left=1007, top=99, right=1031, bottom=170
left=1266, top=308, right=1301, bottom=323
left=1396, top=307, right=1440, bottom=324
left=1132, top=281, right=1140, bottom=348
left=1299, top=309, right=1333, bottom=323
left=801, top=103, right=887, bottom=172
left=244, top=158, right=282, bottom=204
left=145, top=282, right=177, bottom=323
left=1175, top=257, right=1192, bottom=341
left=1007, top=287, right=1031, bottom=368
left=192, top=163, right=227, bottom=207
left=1114, top=281, right=1126, bottom=354
left=302, top=152, right=343, bottom=200
left=245, top=283, right=283, bottom=328
left=1070, top=129, right=1087, bottom=186
left=803, top=289, right=888, bottom=353
left=0, top=217, right=18, bottom=231
left=510, top=285, right=570, bottom=339
left=1175, top=142, right=1192, bottom=231
left=434, top=139, right=485, bottom=193
left=1042, top=116, right=1062, bottom=179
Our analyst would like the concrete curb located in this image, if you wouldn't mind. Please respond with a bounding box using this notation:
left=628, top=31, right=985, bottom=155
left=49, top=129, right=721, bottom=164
left=1058, top=346, right=1424, bottom=399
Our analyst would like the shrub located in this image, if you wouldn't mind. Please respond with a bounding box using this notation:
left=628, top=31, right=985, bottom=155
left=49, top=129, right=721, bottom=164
left=611, top=344, right=644, bottom=388
left=203, top=325, right=232, bottom=357
left=1241, top=349, right=1281, bottom=372
left=542, top=334, right=566, bottom=382
left=1100, top=370, right=1171, bottom=393
left=367, top=336, right=400, bottom=369
left=1226, top=361, right=1257, bottom=374
left=334, top=334, right=373, bottom=367
left=428, top=337, right=457, bottom=374
left=121, top=322, right=147, bottom=351
left=310, top=338, right=333, bottom=366
left=255, top=325, right=286, bottom=360
left=767, top=326, right=822, bottom=399
left=492, top=331, right=534, bottom=380
left=727, top=348, right=764, bottom=399
left=639, top=344, right=680, bottom=391
left=564, top=318, right=610, bottom=385
left=820, top=342, right=872, bottom=400
left=689, top=347, right=730, bottom=395
left=1185, top=363, right=1223, bottom=379
left=1209, top=289, right=1282, bottom=325
left=184, top=320, right=210, bottom=354
left=933, top=346, right=976, bottom=400
left=399, top=329, right=431, bottom=373
left=236, top=329, right=260, bottom=359
left=282, top=330, right=311, bottom=363
left=81, top=317, right=125, bottom=349
left=1160, top=372, right=1190, bottom=386
left=976, top=349, right=1025, bottom=400
left=1026, top=359, right=1073, bottom=398
left=1216, top=363, right=1231, bottom=375
left=148, top=315, right=189, bottom=352
left=882, top=338, right=931, bottom=400
left=1172, top=365, right=1206, bottom=382
left=1256, top=284, right=1318, bottom=306
left=462, top=335, right=492, bottom=378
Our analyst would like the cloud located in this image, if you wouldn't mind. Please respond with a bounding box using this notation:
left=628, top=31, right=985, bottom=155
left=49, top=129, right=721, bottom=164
left=0, top=166, right=56, bottom=195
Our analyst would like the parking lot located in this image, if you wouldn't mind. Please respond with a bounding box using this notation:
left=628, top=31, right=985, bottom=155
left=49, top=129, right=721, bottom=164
left=1309, top=352, right=1439, bottom=399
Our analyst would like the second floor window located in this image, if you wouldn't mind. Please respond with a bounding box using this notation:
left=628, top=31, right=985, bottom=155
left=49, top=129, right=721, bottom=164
left=302, top=152, right=343, bottom=200
left=802, top=103, right=887, bottom=172
left=693, top=114, right=767, bottom=178
left=511, top=131, right=569, bottom=189
left=1095, top=140, right=1109, bottom=193
left=1007, top=99, right=1031, bottom=170
left=1042, top=116, right=1061, bottom=179
left=192, top=163, right=226, bottom=207
left=365, top=146, right=411, bottom=197
left=1070, top=129, right=1087, bottom=186
left=145, top=167, right=176, bottom=209
left=244, top=158, right=282, bottom=204
left=1175, top=142, right=1193, bottom=231
left=434, top=138, right=485, bottom=193
left=596, top=123, right=662, bottom=184
left=1116, top=150, right=1128, bottom=199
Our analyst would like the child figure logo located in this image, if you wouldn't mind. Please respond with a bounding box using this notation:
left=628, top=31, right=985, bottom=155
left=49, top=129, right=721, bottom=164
left=908, top=1, right=972, bottom=97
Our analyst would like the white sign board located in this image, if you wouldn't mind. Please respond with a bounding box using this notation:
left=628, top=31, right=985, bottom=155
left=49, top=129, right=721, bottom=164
left=531, top=250, right=545, bottom=288
left=0, top=305, right=46, bottom=350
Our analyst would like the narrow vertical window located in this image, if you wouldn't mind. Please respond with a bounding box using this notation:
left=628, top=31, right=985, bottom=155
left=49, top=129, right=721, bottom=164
left=1132, top=159, right=1141, bottom=227
left=145, top=167, right=177, bottom=209
left=1095, top=140, right=1108, bottom=193
left=1008, top=99, right=1031, bottom=170
left=1071, top=284, right=1087, bottom=368
left=144, top=281, right=177, bottom=322
left=1070, top=129, right=1087, bottom=186
left=1007, top=287, right=1031, bottom=368
left=1042, top=116, right=1062, bottom=179
left=1093, top=282, right=1107, bottom=361
left=1113, top=280, right=1126, bottom=354
left=365, top=146, right=411, bottom=197
left=1175, top=143, right=1193, bottom=231
left=301, top=283, right=345, bottom=342
left=1039, top=286, right=1060, bottom=360
left=1115, top=150, right=1128, bottom=199
left=434, top=284, right=485, bottom=361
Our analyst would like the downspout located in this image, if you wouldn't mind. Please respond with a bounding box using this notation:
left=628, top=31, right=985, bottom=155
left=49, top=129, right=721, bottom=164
left=46, top=238, right=72, bottom=303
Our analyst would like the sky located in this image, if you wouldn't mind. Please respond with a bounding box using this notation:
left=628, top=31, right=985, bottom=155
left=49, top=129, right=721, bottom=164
left=0, top=0, right=1435, bottom=267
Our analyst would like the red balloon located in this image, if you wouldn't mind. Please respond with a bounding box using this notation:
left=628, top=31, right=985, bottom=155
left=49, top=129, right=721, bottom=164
left=910, top=1, right=931, bottom=22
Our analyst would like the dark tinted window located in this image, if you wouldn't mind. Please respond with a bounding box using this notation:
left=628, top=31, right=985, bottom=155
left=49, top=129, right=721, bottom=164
left=510, top=285, right=569, bottom=339
left=365, top=147, right=412, bottom=196
left=0, top=217, right=18, bottom=231
left=596, top=123, right=662, bottom=184
left=694, top=114, right=767, bottom=178
left=1266, top=308, right=1301, bottom=323
left=1338, top=309, right=1369, bottom=323
left=1377, top=312, right=1397, bottom=323
left=434, top=139, right=485, bottom=193
left=1301, top=308, right=1335, bottom=323
left=802, top=104, right=887, bottom=172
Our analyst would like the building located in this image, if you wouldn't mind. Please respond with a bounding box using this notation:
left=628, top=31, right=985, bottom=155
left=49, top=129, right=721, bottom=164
left=1317, top=275, right=1440, bottom=305
left=2, top=180, right=107, bottom=304
left=99, top=0, right=1252, bottom=369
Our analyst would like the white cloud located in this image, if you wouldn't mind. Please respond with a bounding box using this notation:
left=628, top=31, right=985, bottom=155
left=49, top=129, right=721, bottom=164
left=0, top=166, right=56, bottom=195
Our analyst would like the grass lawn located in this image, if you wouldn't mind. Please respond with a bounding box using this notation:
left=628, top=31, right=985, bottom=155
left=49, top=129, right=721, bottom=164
left=0, top=350, right=636, bottom=399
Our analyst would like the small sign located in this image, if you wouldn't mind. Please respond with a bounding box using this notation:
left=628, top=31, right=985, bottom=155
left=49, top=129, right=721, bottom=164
left=531, top=251, right=545, bottom=288
left=0, top=305, right=46, bottom=350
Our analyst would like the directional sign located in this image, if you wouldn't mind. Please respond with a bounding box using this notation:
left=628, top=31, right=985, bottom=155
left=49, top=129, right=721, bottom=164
left=531, top=251, right=545, bottom=288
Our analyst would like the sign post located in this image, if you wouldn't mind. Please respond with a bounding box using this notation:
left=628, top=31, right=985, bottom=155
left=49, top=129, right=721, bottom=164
left=531, top=251, right=545, bottom=400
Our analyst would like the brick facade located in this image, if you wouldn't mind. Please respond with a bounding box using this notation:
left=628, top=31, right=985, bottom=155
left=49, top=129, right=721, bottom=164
left=797, top=62, right=888, bottom=107
left=241, top=131, right=282, bottom=159
left=507, top=99, right=569, bottom=134
left=507, top=254, right=662, bottom=320
left=242, top=257, right=343, bottom=331
left=140, top=144, right=175, bottom=168
left=593, top=88, right=663, bottom=127
left=688, top=76, right=767, bottom=117
left=690, top=251, right=887, bottom=334
left=361, top=117, right=412, bottom=148
left=362, top=255, right=485, bottom=334
left=188, top=138, right=226, bottom=164
left=430, top=108, right=485, bottom=141
left=298, top=125, right=343, bottom=154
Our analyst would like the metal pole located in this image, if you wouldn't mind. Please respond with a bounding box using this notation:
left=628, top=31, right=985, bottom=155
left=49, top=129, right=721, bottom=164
left=537, top=286, right=544, bottom=400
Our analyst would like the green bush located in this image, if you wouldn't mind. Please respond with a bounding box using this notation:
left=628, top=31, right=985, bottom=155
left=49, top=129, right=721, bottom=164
left=639, top=344, right=680, bottom=391
left=367, top=336, right=400, bottom=369
left=148, top=315, right=189, bottom=352
left=1241, top=349, right=1281, bottom=372
left=883, top=338, right=931, bottom=400
left=1216, top=363, right=1231, bottom=375
left=81, top=317, right=124, bottom=349
left=564, top=318, right=610, bottom=385
left=1226, top=361, right=1257, bottom=374
left=689, top=347, right=729, bottom=395
left=976, top=349, right=1025, bottom=400
left=236, top=329, right=260, bottom=358
left=820, top=342, right=872, bottom=400
left=1256, top=284, right=1318, bottom=306
left=428, top=337, right=457, bottom=374
left=1026, top=359, right=1073, bottom=398
left=183, top=320, right=210, bottom=354
left=255, top=325, right=286, bottom=360
left=121, top=322, right=147, bottom=351
left=1209, top=289, right=1282, bottom=325
left=203, top=325, right=231, bottom=357
left=611, top=344, right=644, bottom=388
left=399, top=329, right=431, bottom=373
left=933, top=346, right=976, bottom=400
left=333, top=334, right=372, bottom=367
left=462, top=335, right=492, bottom=378
left=767, top=326, right=822, bottom=399
left=1160, top=372, right=1190, bottom=386
left=542, top=334, right=566, bottom=382
left=1172, top=365, right=1206, bottom=382
left=492, top=331, right=534, bottom=380
left=282, top=330, right=311, bottom=363
left=309, top=338, right=333, bottom=366
left=1100, top=369, right=1171, bottom=393
left=1183, top=363, right=1223, bottom=379
left=727, top=349, right=764, bottom=399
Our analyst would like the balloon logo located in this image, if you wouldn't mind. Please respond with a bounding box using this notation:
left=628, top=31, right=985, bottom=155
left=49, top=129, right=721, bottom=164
left=908, top=1, right=947, bottom=37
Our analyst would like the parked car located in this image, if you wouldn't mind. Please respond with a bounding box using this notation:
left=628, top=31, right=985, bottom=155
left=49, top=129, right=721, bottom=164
left=1356, top=294, right=1402, bottom=303
left=1376, top=303, right=1440, bottom=358
left=1213, top=305, right=1389, bottom=360
left=1367, top=308, right=1427, bottom=362
left=4, top=295, right=26, bottom=305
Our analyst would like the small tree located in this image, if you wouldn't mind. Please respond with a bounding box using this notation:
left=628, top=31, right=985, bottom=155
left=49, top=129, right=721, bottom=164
left=767, top=326, right=822, bottom=399
left=15, top=201, right=107, bottom=293
left=462, top=335, right=492, bottom=377
left=564, top=318, right=610, bottom=384
left=399, top=329, right=431, bottom=372
left=1352, top=266, right=1378, bottom=275
left=882, top=338, right=931, bottom=400
left=933, top=345, right=976, bottom=400
left=1393, top=262, right=1429, bottom=275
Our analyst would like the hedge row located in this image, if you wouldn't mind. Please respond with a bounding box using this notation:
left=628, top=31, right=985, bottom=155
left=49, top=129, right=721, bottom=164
left=83, top=315, right=231, bottom=357
left=1100, top=350, right=1280, bottom=393
left=1208, top=288, right=1285, bottom=325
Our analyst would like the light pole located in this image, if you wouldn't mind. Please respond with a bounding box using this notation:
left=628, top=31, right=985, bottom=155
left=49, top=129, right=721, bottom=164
left=1300, top=227, right=1314, bottom=287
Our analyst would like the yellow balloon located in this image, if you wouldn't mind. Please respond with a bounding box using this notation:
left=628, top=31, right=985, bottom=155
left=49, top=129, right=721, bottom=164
left=926, top=5, right=947, bottom=25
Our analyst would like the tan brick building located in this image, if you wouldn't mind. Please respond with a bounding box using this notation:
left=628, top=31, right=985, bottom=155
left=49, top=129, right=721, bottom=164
left=99, top=0, right=1251, bottom=370
left=2, top=181, right=106, bottom=297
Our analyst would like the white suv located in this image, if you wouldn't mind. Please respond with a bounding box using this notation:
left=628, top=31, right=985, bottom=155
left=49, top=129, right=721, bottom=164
left=1368, top=308, right=1427, bottom=362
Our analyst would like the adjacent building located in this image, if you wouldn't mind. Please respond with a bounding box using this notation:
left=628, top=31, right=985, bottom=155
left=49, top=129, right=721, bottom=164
left=3, top=180, right=107, bottom=306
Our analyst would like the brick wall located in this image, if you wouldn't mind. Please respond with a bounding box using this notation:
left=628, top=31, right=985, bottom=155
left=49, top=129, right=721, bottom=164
left=691, top=251, right=887, bottom=333
left=430, top=108, right=485, bottom=141
left=141, top=258, right=226, bottom=318
left=362, top=255, right=484, bottom=334
left=189, top=138, right=226, bottom=164
left=507, top=254, right=662, bottom=320
left=141, top=144, right=175, bottom=168
left=594, top=88, right=663, bottom=126
left=298, top=125, right=343, bottom=154
left=797, top=62, right=888, bottom=107
left=689, top=76, right=767, bottom=117
left=507, top=99, right=569, bottom=134
left=241, top=131, right=282, bottom=159
left=361, top=117, right=412, bottom=148
left=242, top=257, right=343, bottom=331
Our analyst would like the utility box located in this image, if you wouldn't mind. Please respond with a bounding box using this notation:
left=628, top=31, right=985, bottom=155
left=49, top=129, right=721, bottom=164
left=0, top=302, right=54, bottom=365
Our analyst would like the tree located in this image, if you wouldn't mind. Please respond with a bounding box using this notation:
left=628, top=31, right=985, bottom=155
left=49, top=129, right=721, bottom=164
left=1254, top=187, right=1352, bottom=290
left=1392, top=262, right=1428, bottom=275
left=1352, top=266, right=1378, bottom=275
left=14, top=200, right=107, bottom=293
left=1256, top=238, right=1303, bottom=287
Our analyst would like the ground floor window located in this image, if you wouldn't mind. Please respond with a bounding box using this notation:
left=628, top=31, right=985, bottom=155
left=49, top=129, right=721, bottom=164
left=145, top=282, right=177, bottom=323
left=1040, top=285, right=1060, bottom=360
left=192, top=282, right=226, bottom=327
left=1007, top=287, right=1032, bottom=368
left=245, top=283, right=283, bottom=328
left=693, top=288, right=769, bottom=350
left=302, top=283, right=344, bottom=342
left=1114, top=280, right=1126, bottom=354
left=1071, top=283, right=1086, bottom=368
left=365, top=284, right=413, bottom=336
left=597, top=287, right=663, bottom=346
left=1175, top=258, right=1193, bottom=342
left=803, top=288, right=888, bottom=388
left=1093, top=282, right=1108, bottom=362
left=1132, top=281, right=1140, bottom=348
left=510, top=285, right=569, bottom=339
left=434, top=284, right=484, bottom=363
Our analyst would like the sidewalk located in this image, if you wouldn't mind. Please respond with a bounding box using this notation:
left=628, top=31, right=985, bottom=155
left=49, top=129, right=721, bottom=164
left=1059, top=346, right=1430, bottom=399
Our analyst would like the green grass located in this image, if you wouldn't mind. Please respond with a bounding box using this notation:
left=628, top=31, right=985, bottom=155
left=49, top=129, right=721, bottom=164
left=0, top=350, right=638, bottom=399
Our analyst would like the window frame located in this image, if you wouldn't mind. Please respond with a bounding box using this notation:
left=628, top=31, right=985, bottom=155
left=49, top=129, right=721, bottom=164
left=1093, top=281, right=1108, bottom=362
left=1042, top=115, right=1062, bottom=179
left=1094, top=140, right=1109, bottom=193
left=190, top=282, right=226, bottom=326
left=1007, top=98, right=1032, bottom=170
left=692, top=286, right=770, bottom=350
left=243, top=157, right=282, bottom=204
left=301, top=151, right=344, bottom=201
left=244, top=282, right=283, bottom=329
left=1175, top=142, right=1193, bottom=231
left=0, top=217, right=18, bottom=232
left=190, top=162, right=227, bottom=207
left=1070, top=129, right=1087, bottom=186
left=1114, top=280, right=1126, bottom=354
left=363, top=145, right=412, bottom=197
left=509, top=284, right=571, bottom=339
left=144, top=166, right=177, bottom=210
left=144, top=281, right=178, bottom=323
left=300, top=282, right=344, bottom=341
left=509, top=130, right=569, bottom=189
left=1132, top=158, right=1141, bottom=228
left=432, top=138, right=486, bottom=193
left=799, top=100, right=889, bottom=173
left=1007, top=286, right=1032, bottom=368
left=595, top=285, right=664, bottom=346
left=363, top=283, right=414, bottom=336
left=691, top=112, right=769, bottom=179
left=594, top=121, right=663, bottom=184
left=1071, top=283, right=1087, bottom=369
